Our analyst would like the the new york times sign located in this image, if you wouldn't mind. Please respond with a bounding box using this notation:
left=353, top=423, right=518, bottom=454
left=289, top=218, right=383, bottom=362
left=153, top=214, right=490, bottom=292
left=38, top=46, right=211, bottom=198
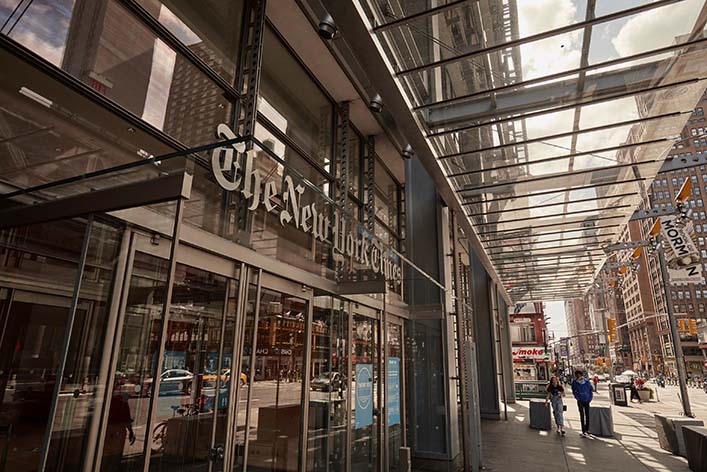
left=211, top=124, right=402, bottom=283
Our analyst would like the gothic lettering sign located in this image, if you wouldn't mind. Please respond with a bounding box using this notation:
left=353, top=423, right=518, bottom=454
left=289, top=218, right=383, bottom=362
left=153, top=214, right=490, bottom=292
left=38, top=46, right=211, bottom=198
left=211, top=124, right=403, bottom=283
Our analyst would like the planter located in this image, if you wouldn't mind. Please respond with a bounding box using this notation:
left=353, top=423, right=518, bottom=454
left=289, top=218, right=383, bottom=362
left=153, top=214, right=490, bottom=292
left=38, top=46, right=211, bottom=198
left=637, top=389, right=651, bottom=402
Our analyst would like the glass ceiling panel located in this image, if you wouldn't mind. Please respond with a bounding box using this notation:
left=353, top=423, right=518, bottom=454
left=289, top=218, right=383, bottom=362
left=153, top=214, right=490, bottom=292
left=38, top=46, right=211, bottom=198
left=357, top=0, right=707, bottom=301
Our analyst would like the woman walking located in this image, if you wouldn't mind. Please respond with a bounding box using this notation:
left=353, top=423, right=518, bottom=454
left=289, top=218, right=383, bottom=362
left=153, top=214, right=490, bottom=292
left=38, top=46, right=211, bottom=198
left=546, top=376, right=566, bottom=436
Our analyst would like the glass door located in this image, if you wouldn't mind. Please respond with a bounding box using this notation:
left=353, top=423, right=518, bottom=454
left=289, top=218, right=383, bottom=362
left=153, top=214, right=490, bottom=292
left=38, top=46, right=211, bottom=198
left=386, top=321, right=404, bottom=472
left=236, top=273, right=311, bottom=472
left=351, top=310, right=379, bottom=472
left=307, top=296, right=349, bottom=471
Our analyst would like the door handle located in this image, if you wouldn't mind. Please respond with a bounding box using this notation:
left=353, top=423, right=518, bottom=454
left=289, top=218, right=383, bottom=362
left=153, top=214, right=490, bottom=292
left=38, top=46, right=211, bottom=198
left=209, top=444, right=225, bottom=461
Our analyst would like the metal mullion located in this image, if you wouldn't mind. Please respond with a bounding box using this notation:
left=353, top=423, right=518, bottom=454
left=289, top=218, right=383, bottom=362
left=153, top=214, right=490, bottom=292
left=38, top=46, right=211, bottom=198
left=92, top=231, right=137, bottom=471
left=256, top=112, right=335, bottom=179
left=497, top=261, right=599, bottom=271
left=473, top=205, right=632, bottom=226
left=418, top=35, right=707, bottom=113
left=466, top=192, right=636, bottom=215
left=346, top=302, right=353, bottom=472
left=502, top=274, right=595, bottom=283
left=299, top=287, right=314, bottom=472
left=447, top=137, right=669, bottom=178
left=484, top=236, right=613, bottom=250
left=477, top=215, right=626, bottom=235
left=374, top=215, right=402, bottom=240
left=119, top=0, right=240, bottom=101
left=493, top=257, right=602, bottom=269
left=462, top=178, right=644, bottom=203
left=491, top=252, right=605, bottom=264
left=397, top=0, right=682, bottom=76
left=499, top=269, right=597, bottom=278
left=457, top=157, right=662, bottom=189
left=372, top=0, right=470, bottom=32
left=438, top=112, right=684, bottom=158
left=240, top=268, right=262, bottom=471
left=38, top=215, right=93, bottom=471
left=83, top=226, right=132, bottom=472
left=142, top=199, right=185, bottom=471
left=486, top=241, right=608, bottom=256
left=224, top=263, right=248, bottom=472
left=480, top=225, right=620, bottom=243
left=209, top=277, right=234, bottom=471
left=429, top=75, right=703, bottom=138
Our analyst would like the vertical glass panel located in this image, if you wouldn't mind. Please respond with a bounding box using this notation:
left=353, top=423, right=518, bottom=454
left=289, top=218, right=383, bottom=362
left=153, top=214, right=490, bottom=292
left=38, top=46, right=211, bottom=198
left=307, top=297, right=349, bottom=471
left=0, top=219, right=87, bottom=471
left=259, top=25, right=334, bottom=170
left=233, top=282, right=258, bottom=469
left=45, top=220, right=124, bottom=470
left=134, top=0, right=244, bottom=83
left=351, top=314, right=378, bottom=472
left=101, top=250, right=169, bottom=471
left=149, top=264, right=228, bottom=471
left=2, top=0, right=232, bottom=147
left=244, top=288, right=307, bottom=471
left=386, top=323, right=403, bottom=472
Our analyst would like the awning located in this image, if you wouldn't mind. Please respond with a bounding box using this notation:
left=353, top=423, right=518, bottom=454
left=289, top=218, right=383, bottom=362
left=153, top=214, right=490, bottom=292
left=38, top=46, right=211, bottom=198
left=354, top=0, right=707, bottom=301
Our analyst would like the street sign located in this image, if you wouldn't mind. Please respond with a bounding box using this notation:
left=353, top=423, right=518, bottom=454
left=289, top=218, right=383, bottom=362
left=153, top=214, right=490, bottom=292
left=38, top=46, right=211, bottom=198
left=660, top=216, right=703, bottom=283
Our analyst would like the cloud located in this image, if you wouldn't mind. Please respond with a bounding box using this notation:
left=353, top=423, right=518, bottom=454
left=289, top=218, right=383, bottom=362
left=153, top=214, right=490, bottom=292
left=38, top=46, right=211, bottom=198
left=517, top=0, right=583, bottom=80
left=612, top=0, right=702, bottom=57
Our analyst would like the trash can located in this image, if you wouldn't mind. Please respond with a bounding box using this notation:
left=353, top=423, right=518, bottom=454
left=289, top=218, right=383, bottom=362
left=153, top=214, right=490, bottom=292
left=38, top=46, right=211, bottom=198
left=610, top=383, right=628, bottom=406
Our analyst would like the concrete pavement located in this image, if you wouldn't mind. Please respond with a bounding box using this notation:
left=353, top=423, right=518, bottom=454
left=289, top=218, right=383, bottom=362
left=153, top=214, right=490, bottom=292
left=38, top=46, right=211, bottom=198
left=481, top=384, right=694, bottom=471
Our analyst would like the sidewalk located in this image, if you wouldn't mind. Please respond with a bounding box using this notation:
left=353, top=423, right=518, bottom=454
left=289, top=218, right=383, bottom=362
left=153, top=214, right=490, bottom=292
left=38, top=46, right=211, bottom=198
left=481, top=387, right=691, bottom=471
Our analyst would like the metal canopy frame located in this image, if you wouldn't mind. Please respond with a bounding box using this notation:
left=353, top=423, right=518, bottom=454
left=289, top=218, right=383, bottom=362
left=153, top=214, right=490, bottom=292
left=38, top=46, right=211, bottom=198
left=346, top=0, right=707, bottom=300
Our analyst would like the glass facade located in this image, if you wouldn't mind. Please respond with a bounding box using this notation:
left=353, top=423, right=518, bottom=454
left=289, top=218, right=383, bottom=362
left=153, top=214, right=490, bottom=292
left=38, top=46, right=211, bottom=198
left=0, top=1, right=466, bottom=471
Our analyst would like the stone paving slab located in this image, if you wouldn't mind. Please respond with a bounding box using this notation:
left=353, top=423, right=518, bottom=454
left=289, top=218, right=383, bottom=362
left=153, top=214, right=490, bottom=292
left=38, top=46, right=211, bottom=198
left=482, top=387, right=690, bottom=472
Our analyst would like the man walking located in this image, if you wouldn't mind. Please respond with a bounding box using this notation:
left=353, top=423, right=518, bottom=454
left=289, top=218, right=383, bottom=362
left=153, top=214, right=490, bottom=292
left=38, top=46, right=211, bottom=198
left=571, top=369, right=593, bottom=437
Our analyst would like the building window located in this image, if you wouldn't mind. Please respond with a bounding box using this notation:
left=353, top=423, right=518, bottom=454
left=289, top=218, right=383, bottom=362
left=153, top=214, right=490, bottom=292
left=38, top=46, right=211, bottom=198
left=258, top=25, right=335, bottom=172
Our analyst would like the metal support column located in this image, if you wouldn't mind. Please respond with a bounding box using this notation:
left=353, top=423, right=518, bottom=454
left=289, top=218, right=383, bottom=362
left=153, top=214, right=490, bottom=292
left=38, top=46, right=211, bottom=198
left=451, top=211, right=474, bottom=472
left=365, top=136, right=376, bottom=234
left=336, top=102, right=350, bottom=281
left=226, top=0, right=267, bottom=239
left=142, top=198, right=186, bottom=470
left=657, top=242, right=693, bottom=417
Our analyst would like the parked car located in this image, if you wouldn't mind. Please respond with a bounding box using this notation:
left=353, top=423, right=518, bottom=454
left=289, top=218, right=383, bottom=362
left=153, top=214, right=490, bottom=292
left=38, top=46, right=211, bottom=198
left=311, top=372, right=345, bottom=392
left=144, top=369, right=193, bottom=397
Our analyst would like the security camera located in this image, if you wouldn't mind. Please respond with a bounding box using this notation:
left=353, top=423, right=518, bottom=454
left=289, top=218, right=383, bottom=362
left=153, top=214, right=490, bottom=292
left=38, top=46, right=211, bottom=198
left=369, top=94, right=384, bottom=113
left=402, top=144, right=414, bottom=159
left=318, top=13, right=338, bottom=40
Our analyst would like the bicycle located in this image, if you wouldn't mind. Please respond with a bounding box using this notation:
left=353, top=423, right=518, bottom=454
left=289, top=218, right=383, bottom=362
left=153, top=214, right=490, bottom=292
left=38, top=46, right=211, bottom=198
left=151, top=402, right=200, bottom=453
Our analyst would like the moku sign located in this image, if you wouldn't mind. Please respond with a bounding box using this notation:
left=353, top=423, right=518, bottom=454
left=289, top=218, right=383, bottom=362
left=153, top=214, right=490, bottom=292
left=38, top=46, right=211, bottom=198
left=211, top=124, right=403, bottom=283
left=512, top=347, right=547, bottom=360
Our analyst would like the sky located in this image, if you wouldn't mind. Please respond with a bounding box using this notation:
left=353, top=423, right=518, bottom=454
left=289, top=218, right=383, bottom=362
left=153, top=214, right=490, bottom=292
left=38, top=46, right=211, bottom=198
left=545, top=301, right=569, bottom=340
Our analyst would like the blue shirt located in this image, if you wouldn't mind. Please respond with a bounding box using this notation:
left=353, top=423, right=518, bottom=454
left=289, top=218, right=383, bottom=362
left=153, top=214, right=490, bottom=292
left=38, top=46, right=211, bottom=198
left=571, top=377, right=594, bottom=403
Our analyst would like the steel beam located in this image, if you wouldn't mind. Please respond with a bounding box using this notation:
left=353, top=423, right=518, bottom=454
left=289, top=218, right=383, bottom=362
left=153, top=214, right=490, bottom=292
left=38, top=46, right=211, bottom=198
left=461, top=178, right=645, bottom=202
left=372, top=0, right=471, bottom=32
left=629, top=206, right=676, bottom=221
left=474, top=205, right=632, bottom=226
left=397, top=0, right=682, bottom=76
left=0, top=172, right=192, bottom=230
left=477, top=215, right=626, bottom=235
left=466, top=192, right=637, bottom=216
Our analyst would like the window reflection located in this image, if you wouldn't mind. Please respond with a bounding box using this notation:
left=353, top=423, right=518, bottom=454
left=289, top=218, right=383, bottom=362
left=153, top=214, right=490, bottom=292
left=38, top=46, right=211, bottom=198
left=244, top=288, right=307, bottom=472
left=351, top=315, right=378, bottom=472
left=2, top=0, right=232, bottom=147
left=259, top=25, right=334, bottom=171
left=307, top=297, right=348, bottom=471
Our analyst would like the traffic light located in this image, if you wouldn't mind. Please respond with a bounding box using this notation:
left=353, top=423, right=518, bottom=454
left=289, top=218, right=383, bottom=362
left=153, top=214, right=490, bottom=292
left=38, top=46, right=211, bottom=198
left=689, top=319, right=698, bottom=335
left=607, top=319, right=617, bottom=343
left=679, top=319, right=687, bottom=332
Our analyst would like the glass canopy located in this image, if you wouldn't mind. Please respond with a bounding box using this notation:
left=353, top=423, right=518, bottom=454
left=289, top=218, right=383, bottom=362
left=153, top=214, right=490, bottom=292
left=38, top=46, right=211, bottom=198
left=358, top=0, right=707, bottom=301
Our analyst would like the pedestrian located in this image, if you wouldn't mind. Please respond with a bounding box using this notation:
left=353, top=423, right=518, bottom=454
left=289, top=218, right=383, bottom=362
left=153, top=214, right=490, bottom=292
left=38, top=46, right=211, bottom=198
left=571, top=369, right=593, bottom=438
left=592, top=374, right=598, bottom=392
left=546, top=376, right=566, bottom=436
